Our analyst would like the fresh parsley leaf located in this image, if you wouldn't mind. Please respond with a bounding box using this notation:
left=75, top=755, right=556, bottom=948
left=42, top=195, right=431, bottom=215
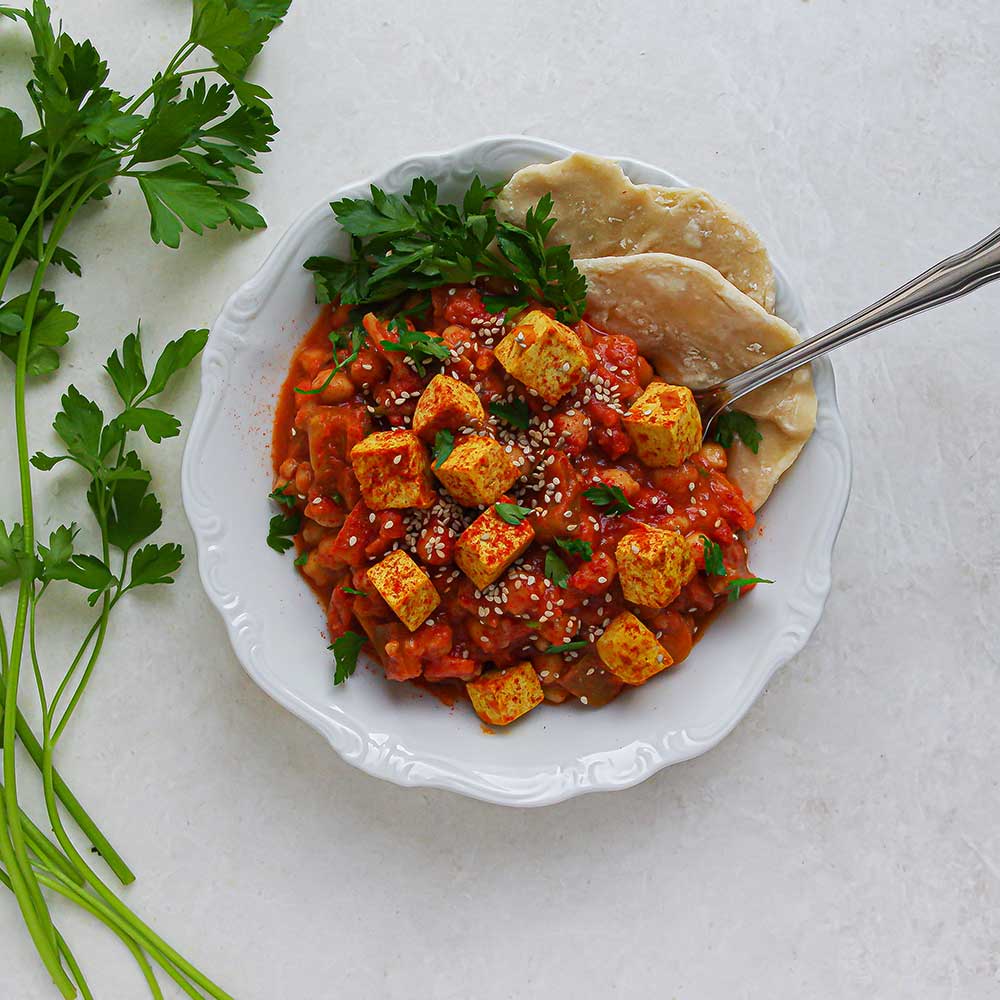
left=295, top=324, right=364, bottom=396
left=726, top=577, right=774, bottom=602
left=583, top=484, right=634, bottom=515
left=305, top=177, right=587, bottom=324
left=544, top=640, right=588, bottom=654
left=269, top=485, right=297, bottom=509
left=714, top=410, right=762, bottom=454
left=293, top=551, right=308, bottom=566
left=432, top=429, right=455, bottom=467
left=105, top=328, right=147, bottom=405
left=127, top=543, right=184, bottom=589
left=489, top=399, right=532, bottom=430
left=136, top=164, right=231, bottom=248
left=555, top=537, right=592, bottom=561
left=544, top=549, right=571, bottom=589
left=380, top=321, right=449, bottom=376
left=30, top=451, right=68, bottom=471
left=0, top=291, right=80, bottom=377
left=0, top=521, right=33, bottom=587
left=494, top=502, right=533, bottom=526
left=116, top=406, right=181, bottom=444
left=267, top=512, right=299, bottom=553
left=140, top=328, right=210, bottom=400
left=45, top=553, right=116, bottom=605
left=52, top=385, right=104, bottom=473
left=702, top=536, right=726, bottom=576
left=342, top=586, right=367, bottom=596
left=331, top=629, right=365, bottom=685
left=106, top=453, right=162, bottom=552
left=37, top=524, right=77, bottom=579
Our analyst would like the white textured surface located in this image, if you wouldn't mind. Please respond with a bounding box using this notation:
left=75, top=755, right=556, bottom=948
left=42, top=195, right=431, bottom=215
left=2, top=0, right=999, bottom=996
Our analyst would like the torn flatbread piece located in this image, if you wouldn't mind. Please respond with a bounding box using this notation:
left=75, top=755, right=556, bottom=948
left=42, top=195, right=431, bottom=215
left=496, top=152, right=776, bottom=311
left=577, top=253, right=816, bottom=510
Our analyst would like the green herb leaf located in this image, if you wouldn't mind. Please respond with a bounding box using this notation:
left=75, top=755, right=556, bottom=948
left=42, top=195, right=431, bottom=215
left=269, top=485, right=298, bottom=509
left=331, top=629, right=365, bottom=685
left=489, top=398, right=532, bottom=430
left=380, top=321, right=449, bottom=377
left=140, top=328, right=210, bottom=400
left=104, top=329, right=147, bottom=405
left=0, top=521, right=33, bottom=587
left=106, top=454, right=162, bottom=552
left=494, top=502, right=533, bottom=526
left=702, top=536, right=726, bottom=576
left=37, top=524, right=77, bottom=579
left=293, top=551, right=308, bottom=566
left=544, top=549, right=571, bottom=589
left=714, top=410, right=762, bottom=454
left=555, top=537, right=592, bottom=561
left=267, top=512, right=299, bottom=553
left=0, top=291, right=80, bottom=377
left=127, top=543, right=184, bottom=589
left=294, top=324, right=364, bottom=396
left=432, top=429, right=455, bottom=467
left=544, top=640, right=588, bottom=654
left=342, top=586, right=367, bottom=596
left=726, top=577, right=774, bottom=602
left=583, top=484, right=634, bottom=515
left=52, top=385, right=104, bottom=473
left=117, top=407, right=181, bottom=443
left=47, top=553, right=115, bottom=605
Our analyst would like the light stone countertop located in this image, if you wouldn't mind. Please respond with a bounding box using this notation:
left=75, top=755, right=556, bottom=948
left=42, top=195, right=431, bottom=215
left=2, top=1, right=999, bottom=997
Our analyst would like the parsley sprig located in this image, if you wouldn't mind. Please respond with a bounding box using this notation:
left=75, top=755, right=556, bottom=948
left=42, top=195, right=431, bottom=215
left=331, top=630, right=365, bottom=685
left=727, top=577, right=774, bottom=601
left=489, top=398, right=532, bottom=430
left=304, top=179, right=588, bottom=323
left=544, top=550, right=571, bottom=589
left=494, top=502, right=533, bottom=526
left=555, top=537, right=592, bottom=561
left=714, top=410, right=762, bottom=453
left=0, top=2, right=287, bottom=996
left=702, top=536, right=726, bottom=576
left=583, top=484, right=634, bottom=515
left=544, top=640, right=588, bottom=654
left=380, top=319, right=449, bottom=376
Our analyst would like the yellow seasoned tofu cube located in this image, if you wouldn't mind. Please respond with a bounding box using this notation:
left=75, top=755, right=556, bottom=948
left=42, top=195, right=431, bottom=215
left=455, top=503, right=535, bottom=590
left=366, top=549, right=440, bottom=631
left=596, top=611, right=673, bottom=685
left=466, top=661, right=543, bottom=726
left=616, top=527, right=695, bottom=608
left=412, top=374, right=485, bottom=441
left=494, top=309, right=589, bottom=405
left=623, top=382, right=702, bottom=468
left=349, top=430, right=436, bottom=510
left=434, top=435, right=519, bottom=507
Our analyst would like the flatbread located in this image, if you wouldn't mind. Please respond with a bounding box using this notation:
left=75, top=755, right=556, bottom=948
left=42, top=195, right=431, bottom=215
left=577, top=253, right=816, bottom=510
left=496, top=153, right=776, bottom=311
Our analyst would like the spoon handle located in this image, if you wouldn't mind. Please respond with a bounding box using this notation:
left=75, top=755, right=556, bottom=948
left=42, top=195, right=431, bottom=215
left=700, top=225, right=1000, bottom=424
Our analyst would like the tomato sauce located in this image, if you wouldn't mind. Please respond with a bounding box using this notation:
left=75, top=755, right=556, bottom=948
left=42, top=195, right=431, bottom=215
left=271, top=287, right=757, bottom=709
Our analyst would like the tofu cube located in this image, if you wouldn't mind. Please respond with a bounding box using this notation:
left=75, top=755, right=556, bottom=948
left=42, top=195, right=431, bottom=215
left=455, top=503, right=535, bottom=590
left=349, top=430, right=436, bottom=510
left=494, top=309, right=589, bottom=405
left=596, top=611, right=673, bottom=685
left=466, top=661, right=544, bottom=726
left=412, top=374, right=485, bottom=441
left=623, top=382, right=702, bottom=468
left=365, top=549, right=440, bottom=631
left=434, top=435, right=520, bottom=507
left=616, top=527, right=696, bottom=608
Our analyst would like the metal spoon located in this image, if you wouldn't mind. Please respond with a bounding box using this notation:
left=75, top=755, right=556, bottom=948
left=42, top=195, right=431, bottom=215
left=694, top=226, right=1000, bottom=439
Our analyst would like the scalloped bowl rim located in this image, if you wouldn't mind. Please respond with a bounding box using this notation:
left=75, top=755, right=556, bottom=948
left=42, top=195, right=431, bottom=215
left=181, top=135, right=852, bottom=807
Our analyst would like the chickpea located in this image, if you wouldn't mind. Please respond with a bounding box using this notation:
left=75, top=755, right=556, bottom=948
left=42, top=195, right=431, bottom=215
left=697, top=442, right=728, bottom=470
left=600, top=468, right=640, bottom=500
left=635, top=356, right=654, bottom=387
left=312, top=369, right=355, bottom=405
left=302, top=521, right=327, bottom=546
left=348, top=349, right=388, bottom=388
left=553, top=410, right=589, bottom=454
left=279, top=458, right=297, bottom=481
left=294, top=463, right=313, bottom=494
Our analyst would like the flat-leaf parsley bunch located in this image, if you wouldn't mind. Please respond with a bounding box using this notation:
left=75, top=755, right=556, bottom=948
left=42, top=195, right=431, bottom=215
left=0, top=1, right=288, bottom=997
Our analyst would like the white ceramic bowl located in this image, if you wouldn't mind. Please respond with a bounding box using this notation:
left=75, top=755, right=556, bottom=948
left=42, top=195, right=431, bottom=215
left=181, top=136, right=851, bottom=807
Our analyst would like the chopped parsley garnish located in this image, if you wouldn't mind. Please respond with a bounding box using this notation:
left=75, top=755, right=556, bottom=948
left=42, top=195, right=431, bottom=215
left=293, top=552, right=308, bottom=566
left=266, top=513, right=300, bottom=553
left=726, top=577, right=774, bottom=602
left=494, top=502, right=533, bottom=525
left=489, top=398, right=532, bottom=430
left=380, top=320, right=450, bottom=376
left=331, top=630, right=366, bottom=685
left=702, top=536, right=726, bottom=576
left=269, top=485, right=297, bottom=509
left=583, top=484, right=634, bottom=515
left=432, top=429, right=455, bottom=467
left=714, top=410, right=762, bottom=454
left=544, top=640, right=588, bottom=654
left=342, top=586, right=367, bottom=596
left=304, top=179, right=588, bottom=323
left=295, top=324, right=365, bottom=396
left=555, top=537, right=592, bottom=561
left=544, top=549, right=571, bottom=589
